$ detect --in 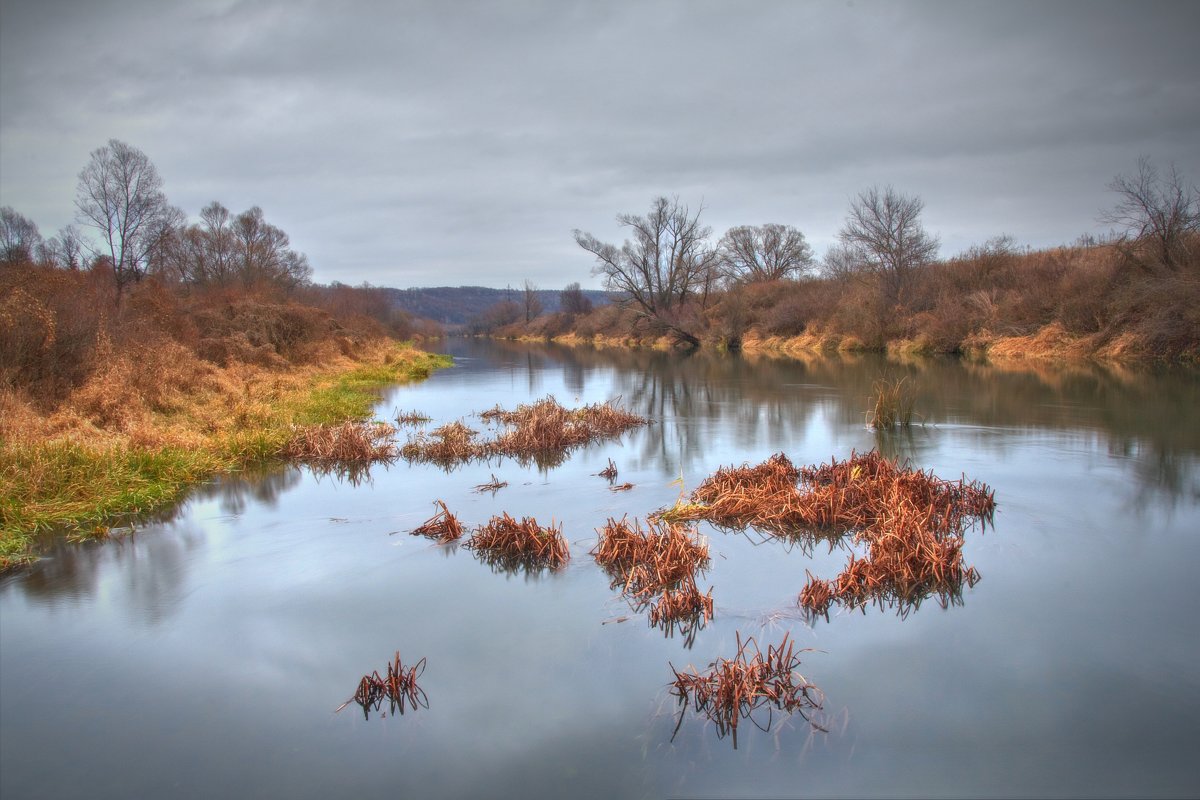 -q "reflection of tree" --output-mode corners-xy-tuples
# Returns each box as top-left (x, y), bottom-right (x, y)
(188, 464), (303, 516)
